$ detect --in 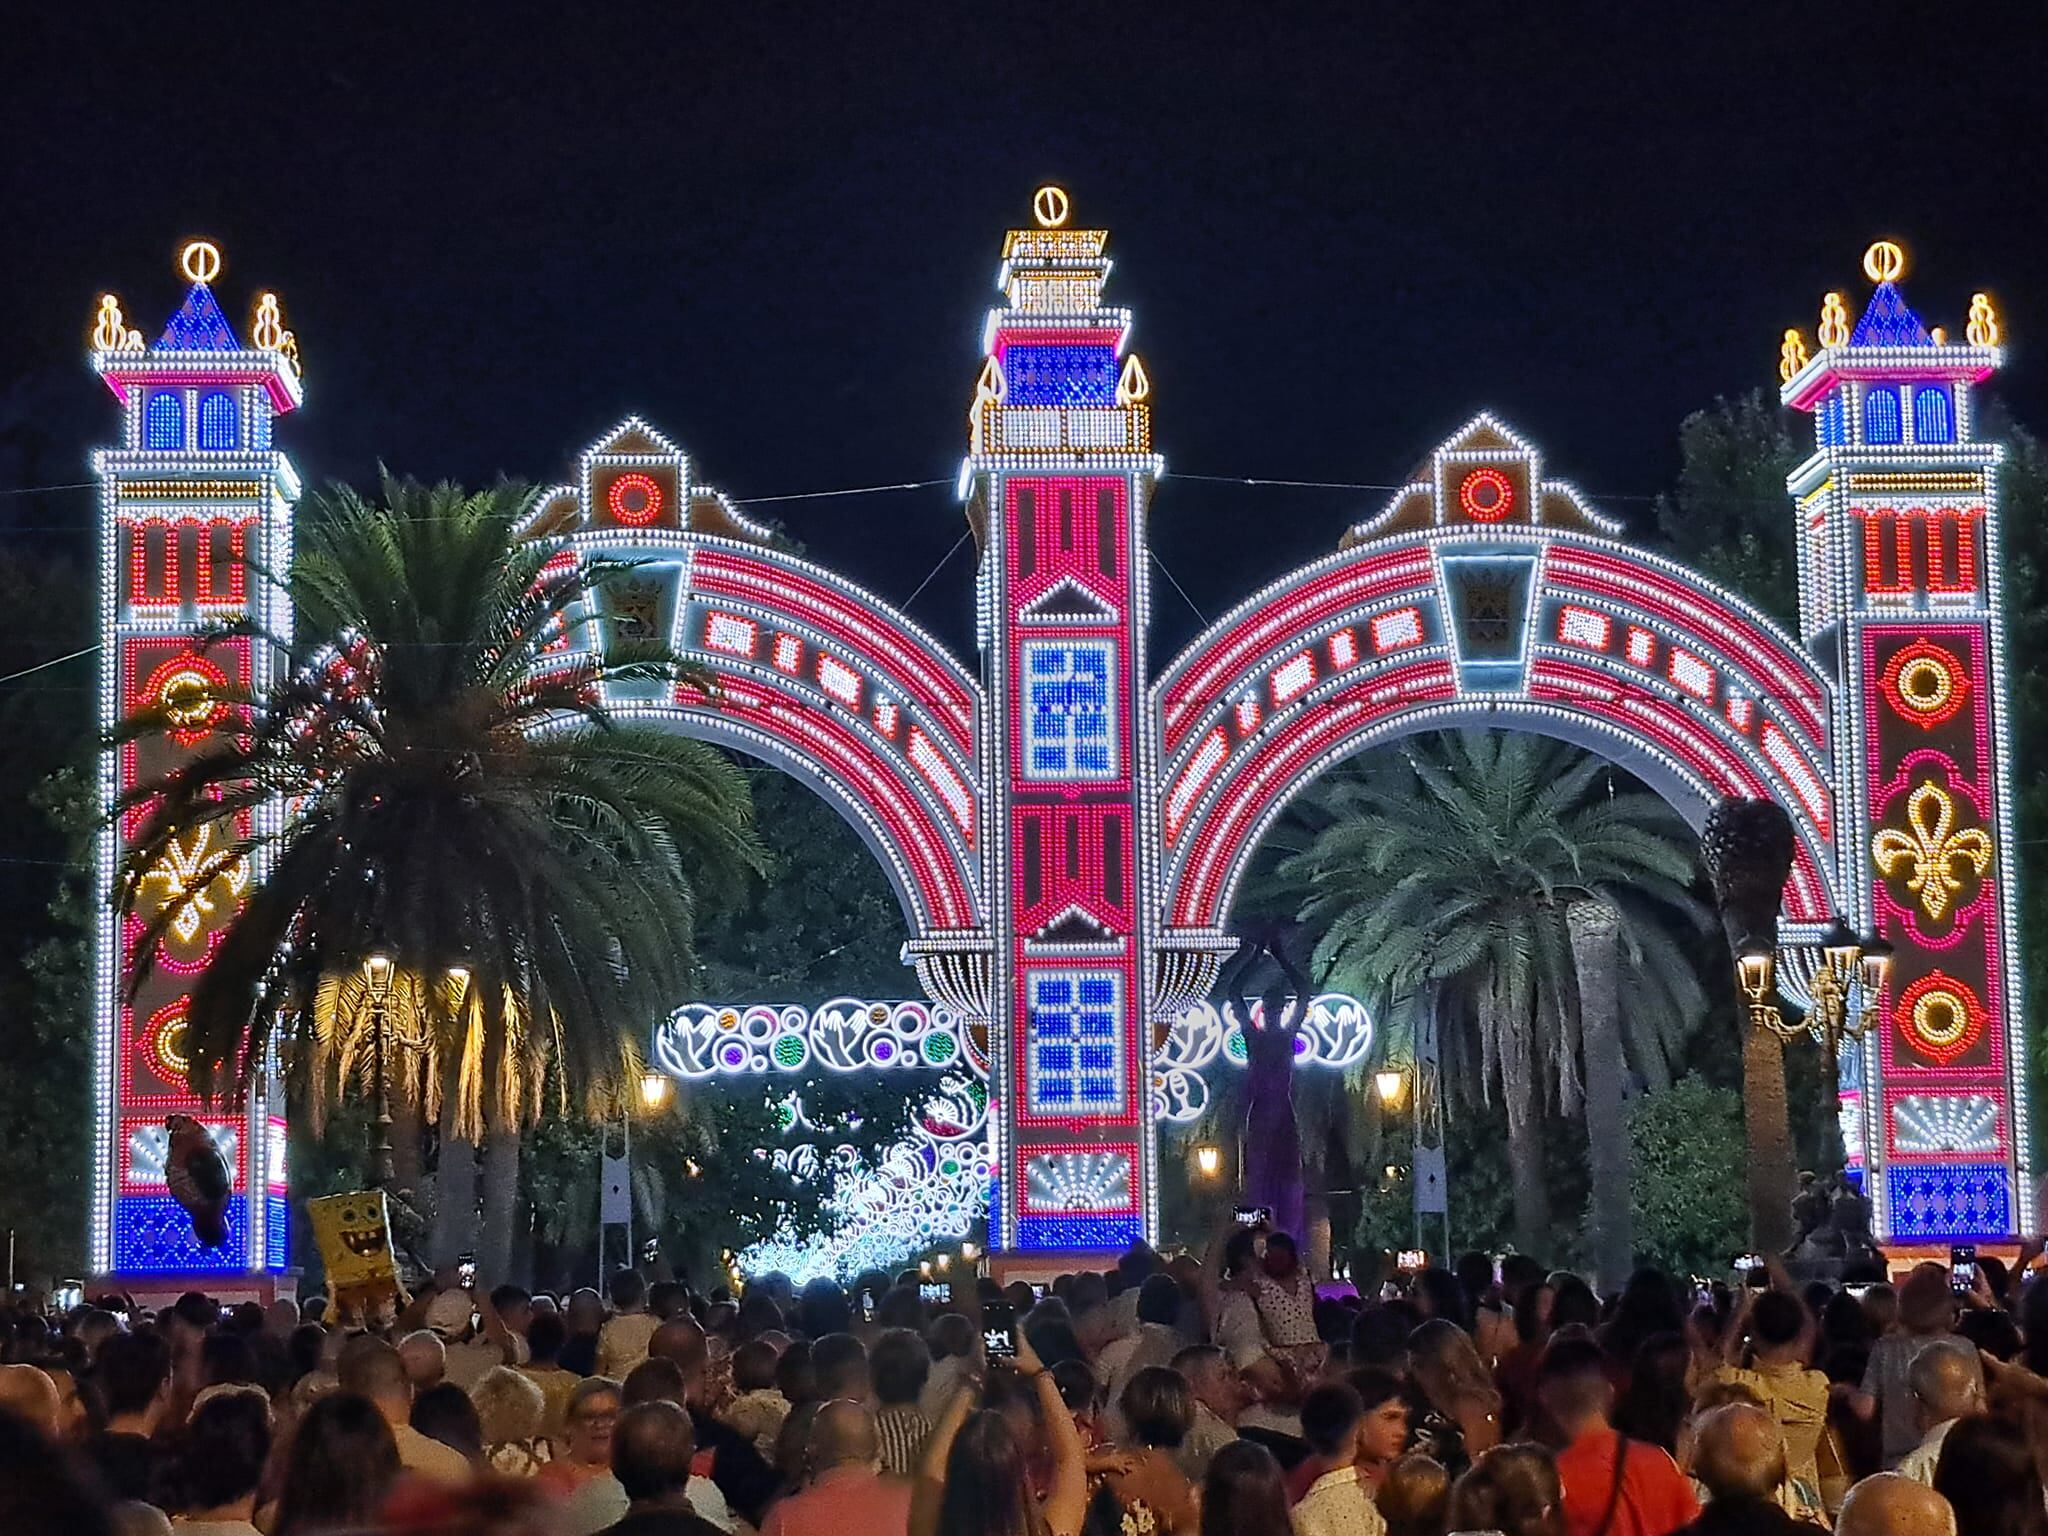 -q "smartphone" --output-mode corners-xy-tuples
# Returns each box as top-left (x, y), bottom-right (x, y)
(982, 1299), (1017, 1359)
(1396, 1248), (1427, 1274)
(1952, 1244), (1979, 1294)
(458, 1256), (477, 1289)
(860, 1289), (876, 1323)
(1233, 1204), (1271, 1227)
(1731, 1252), (1768, 1289)
(918, 1282), (946, 1304)
(1029, 1283), (1047, 1302)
